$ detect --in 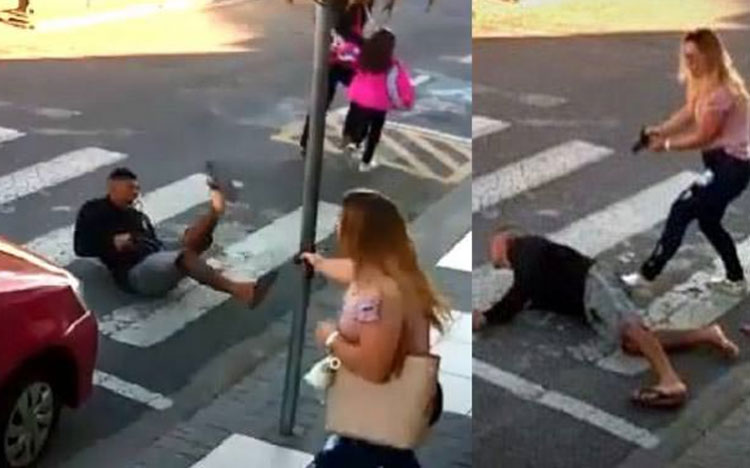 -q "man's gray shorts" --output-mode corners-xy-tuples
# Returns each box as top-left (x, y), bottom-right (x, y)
(127, 250), (185, 297)
(584, 265), (641, 348)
